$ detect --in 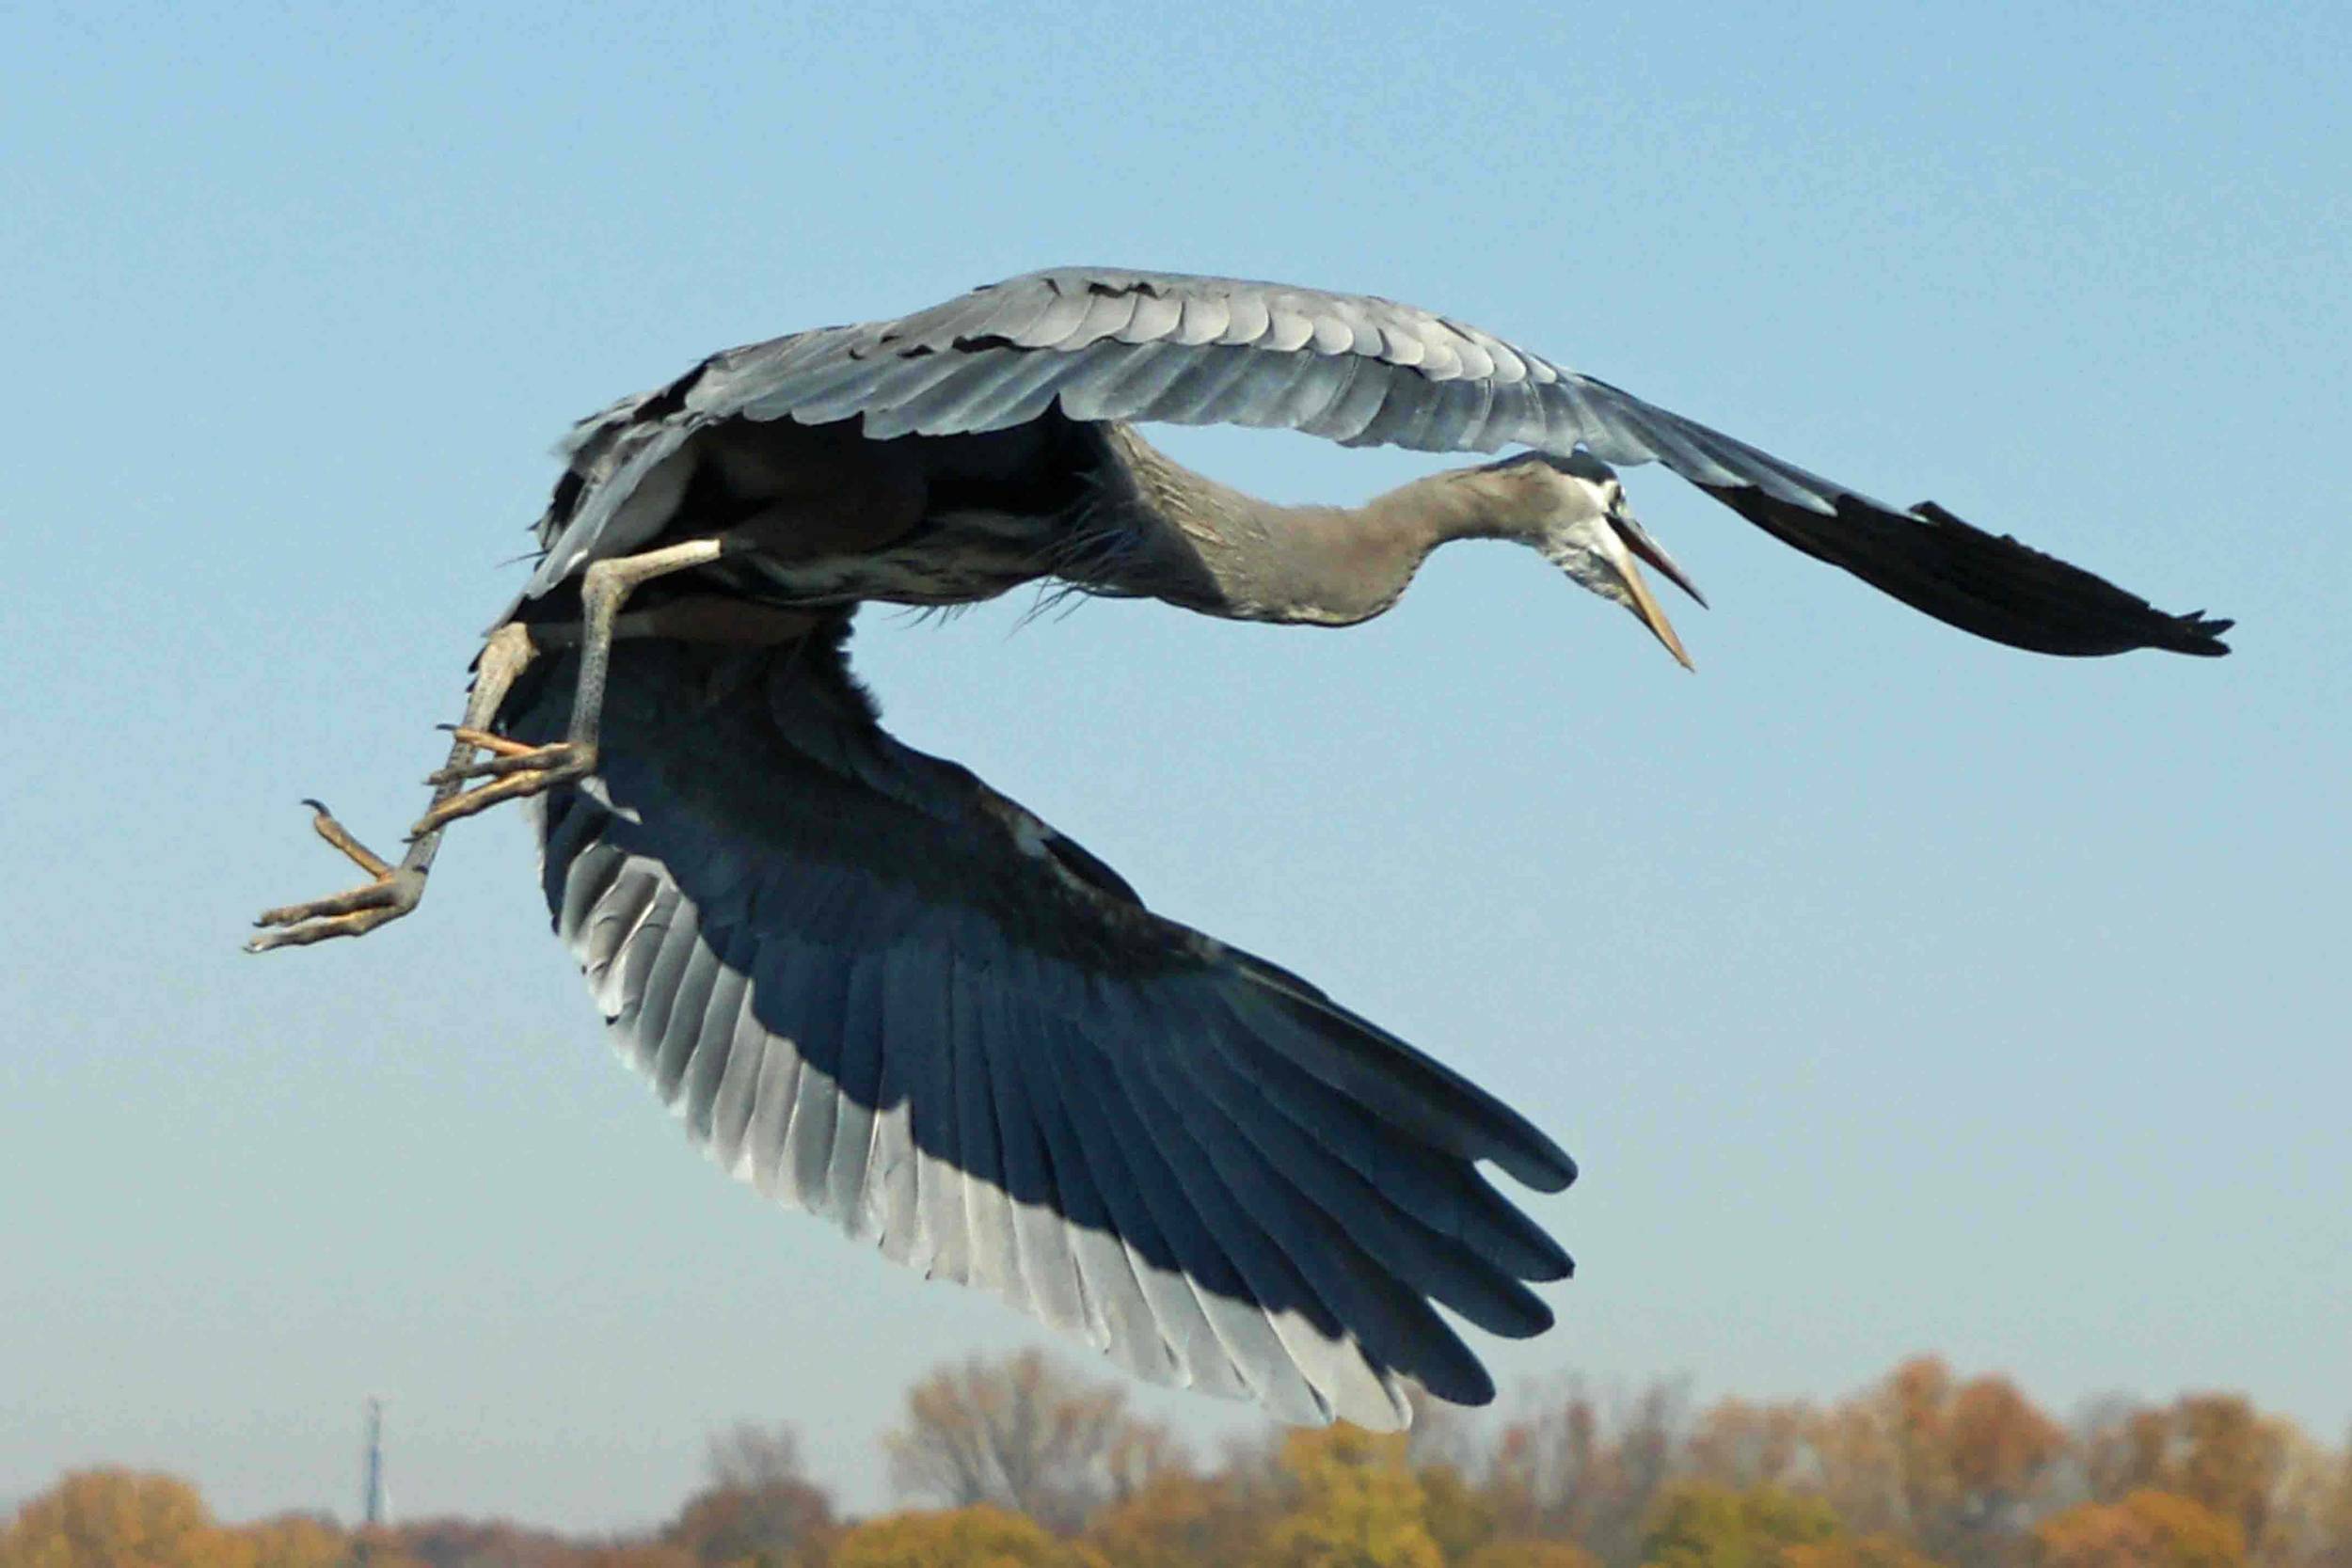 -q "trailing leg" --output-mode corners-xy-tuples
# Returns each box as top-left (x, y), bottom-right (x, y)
(246, 620), (542, 951)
